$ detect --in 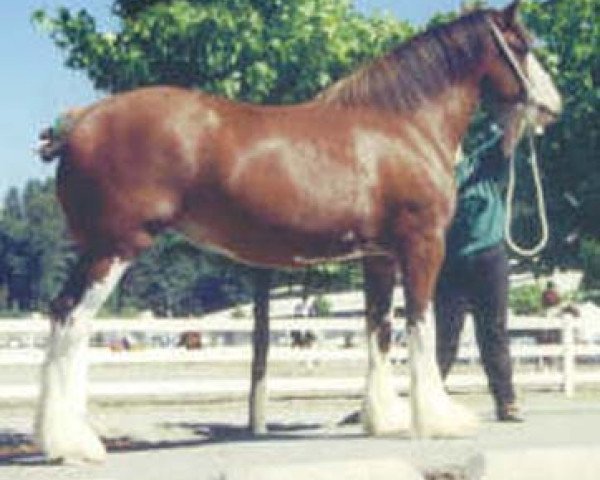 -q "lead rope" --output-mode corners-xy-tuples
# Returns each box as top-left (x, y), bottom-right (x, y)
(485, 16), (550, 257)
(504, 126), (549, 257)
